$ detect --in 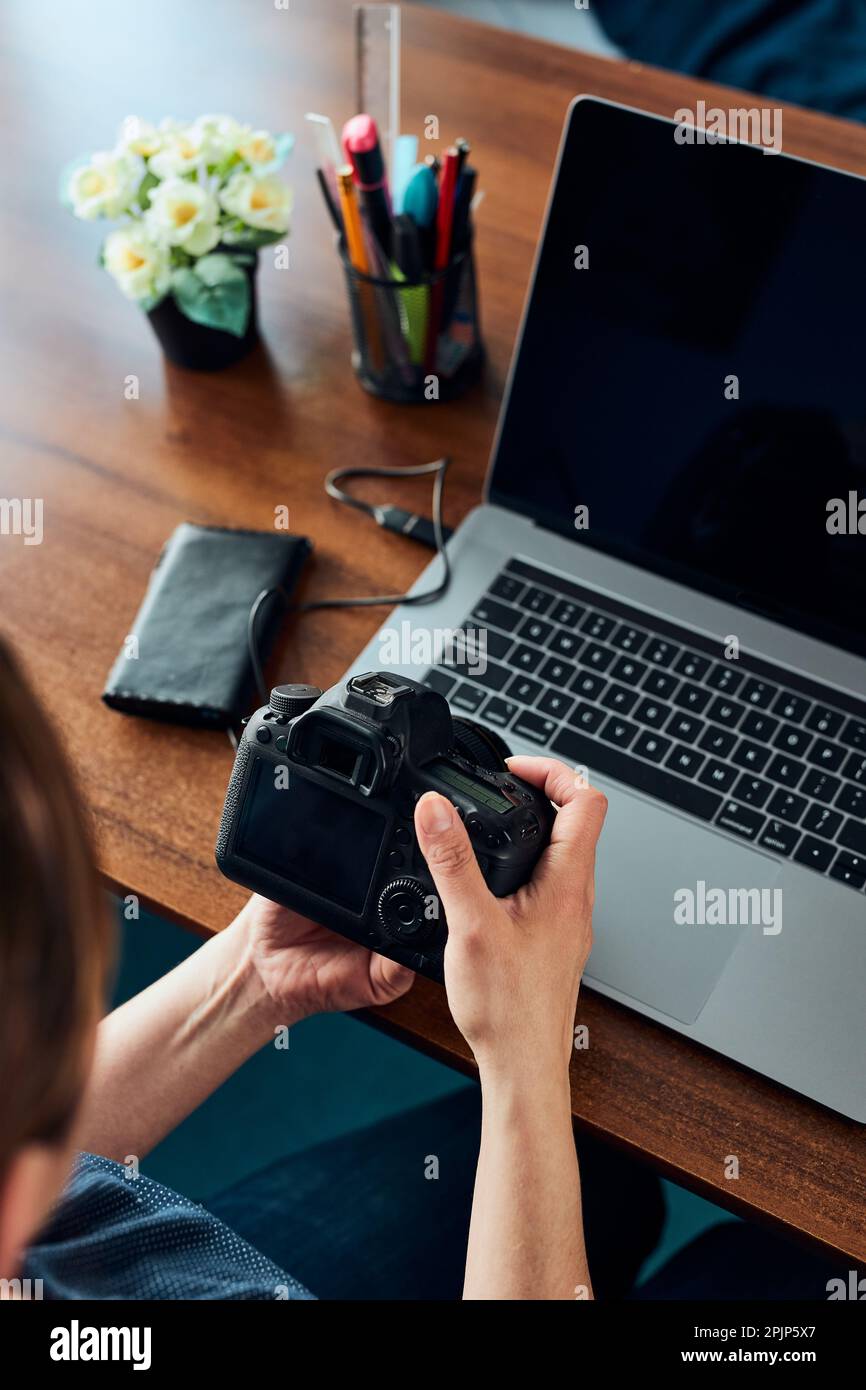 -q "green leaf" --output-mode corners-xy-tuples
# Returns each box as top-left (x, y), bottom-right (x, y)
(220, 224), (283, 249)
(170, 256), (250, 337)
(136, 170), (159, 210)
